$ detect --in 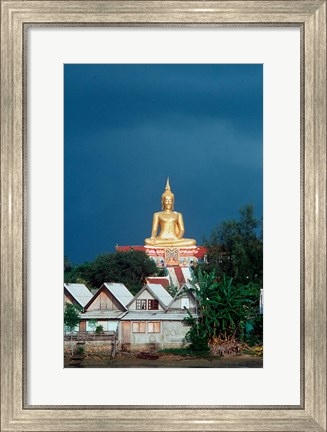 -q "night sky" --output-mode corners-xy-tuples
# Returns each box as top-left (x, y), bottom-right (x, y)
(64, 64), (263, 264)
